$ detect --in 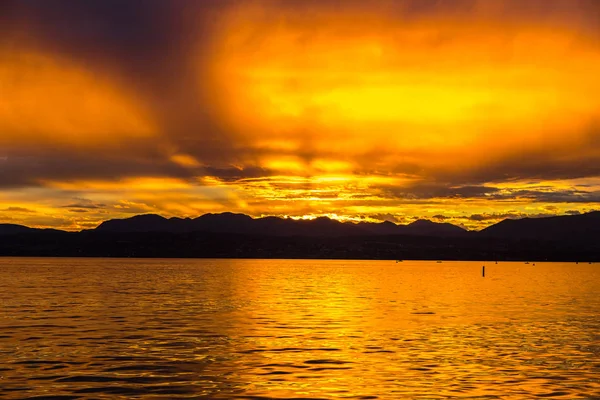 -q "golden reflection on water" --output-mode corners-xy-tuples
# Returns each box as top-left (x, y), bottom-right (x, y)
(0, 258), (599, 399)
